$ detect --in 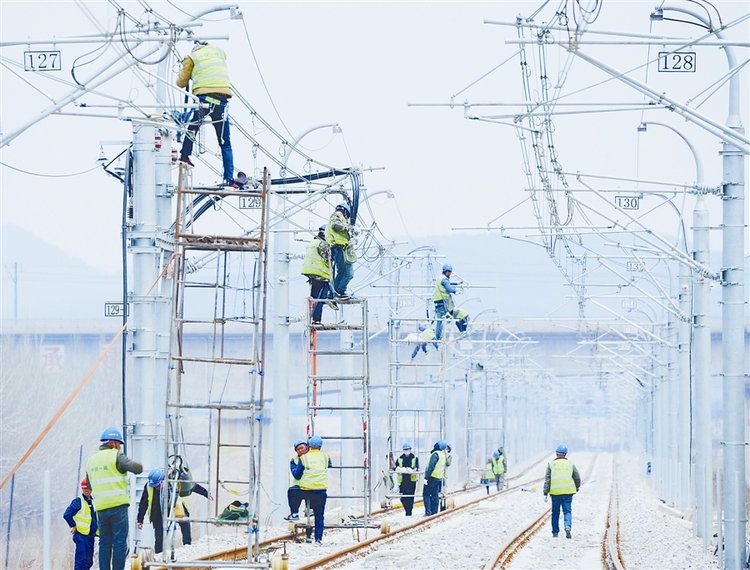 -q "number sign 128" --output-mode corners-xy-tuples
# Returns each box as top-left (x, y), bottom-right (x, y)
(658, 51), (696, 73)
